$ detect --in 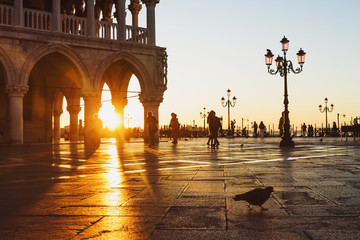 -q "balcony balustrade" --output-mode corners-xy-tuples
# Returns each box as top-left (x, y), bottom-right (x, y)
(0, 4), (12, 25)
(62, 14), (86, 35)
(24, 8), (51, 31)
(0, 3), (148, 45)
